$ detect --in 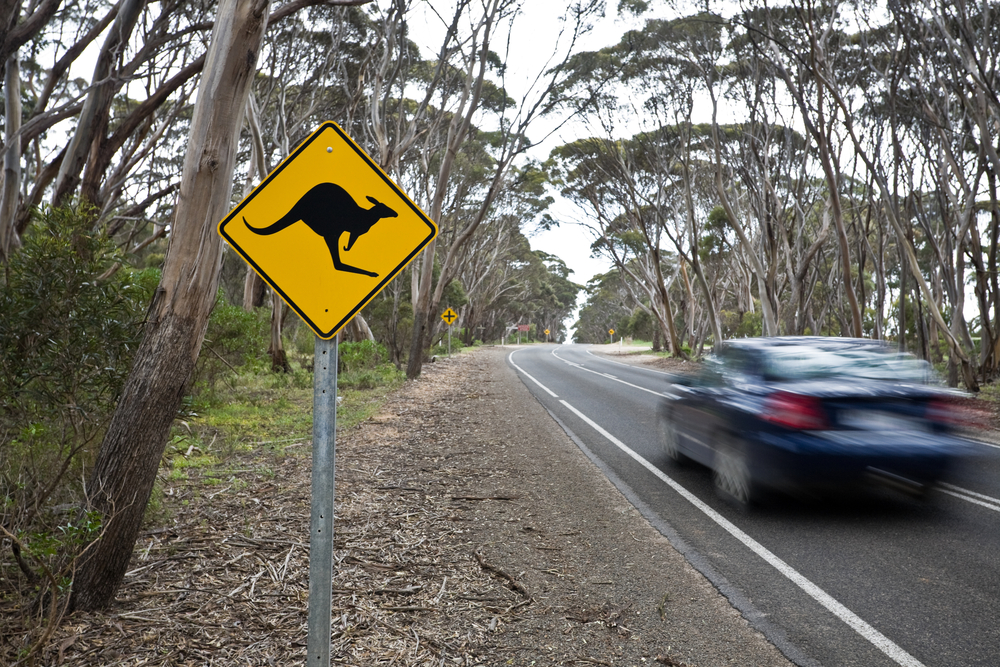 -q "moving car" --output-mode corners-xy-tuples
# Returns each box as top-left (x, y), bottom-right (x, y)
(657, 337), (970, 505)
